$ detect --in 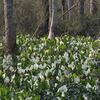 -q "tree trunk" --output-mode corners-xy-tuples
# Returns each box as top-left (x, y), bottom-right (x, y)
(67, 0), (73, 20)
(42, 0), (49, 34)
(3, 0), (16, 54)
(90, 0), (97, 15)
(48, 0), (55, 39)
(79, 0), (85, 25)
(61, 0), (67, 21)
